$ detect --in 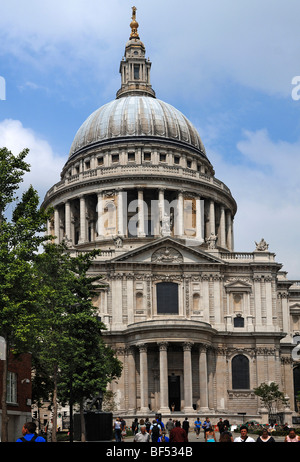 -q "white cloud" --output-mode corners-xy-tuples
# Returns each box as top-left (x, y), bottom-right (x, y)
(209, 129), (300, 278)
(1, 0), (300, 100)
(0, 119), (64, 203)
